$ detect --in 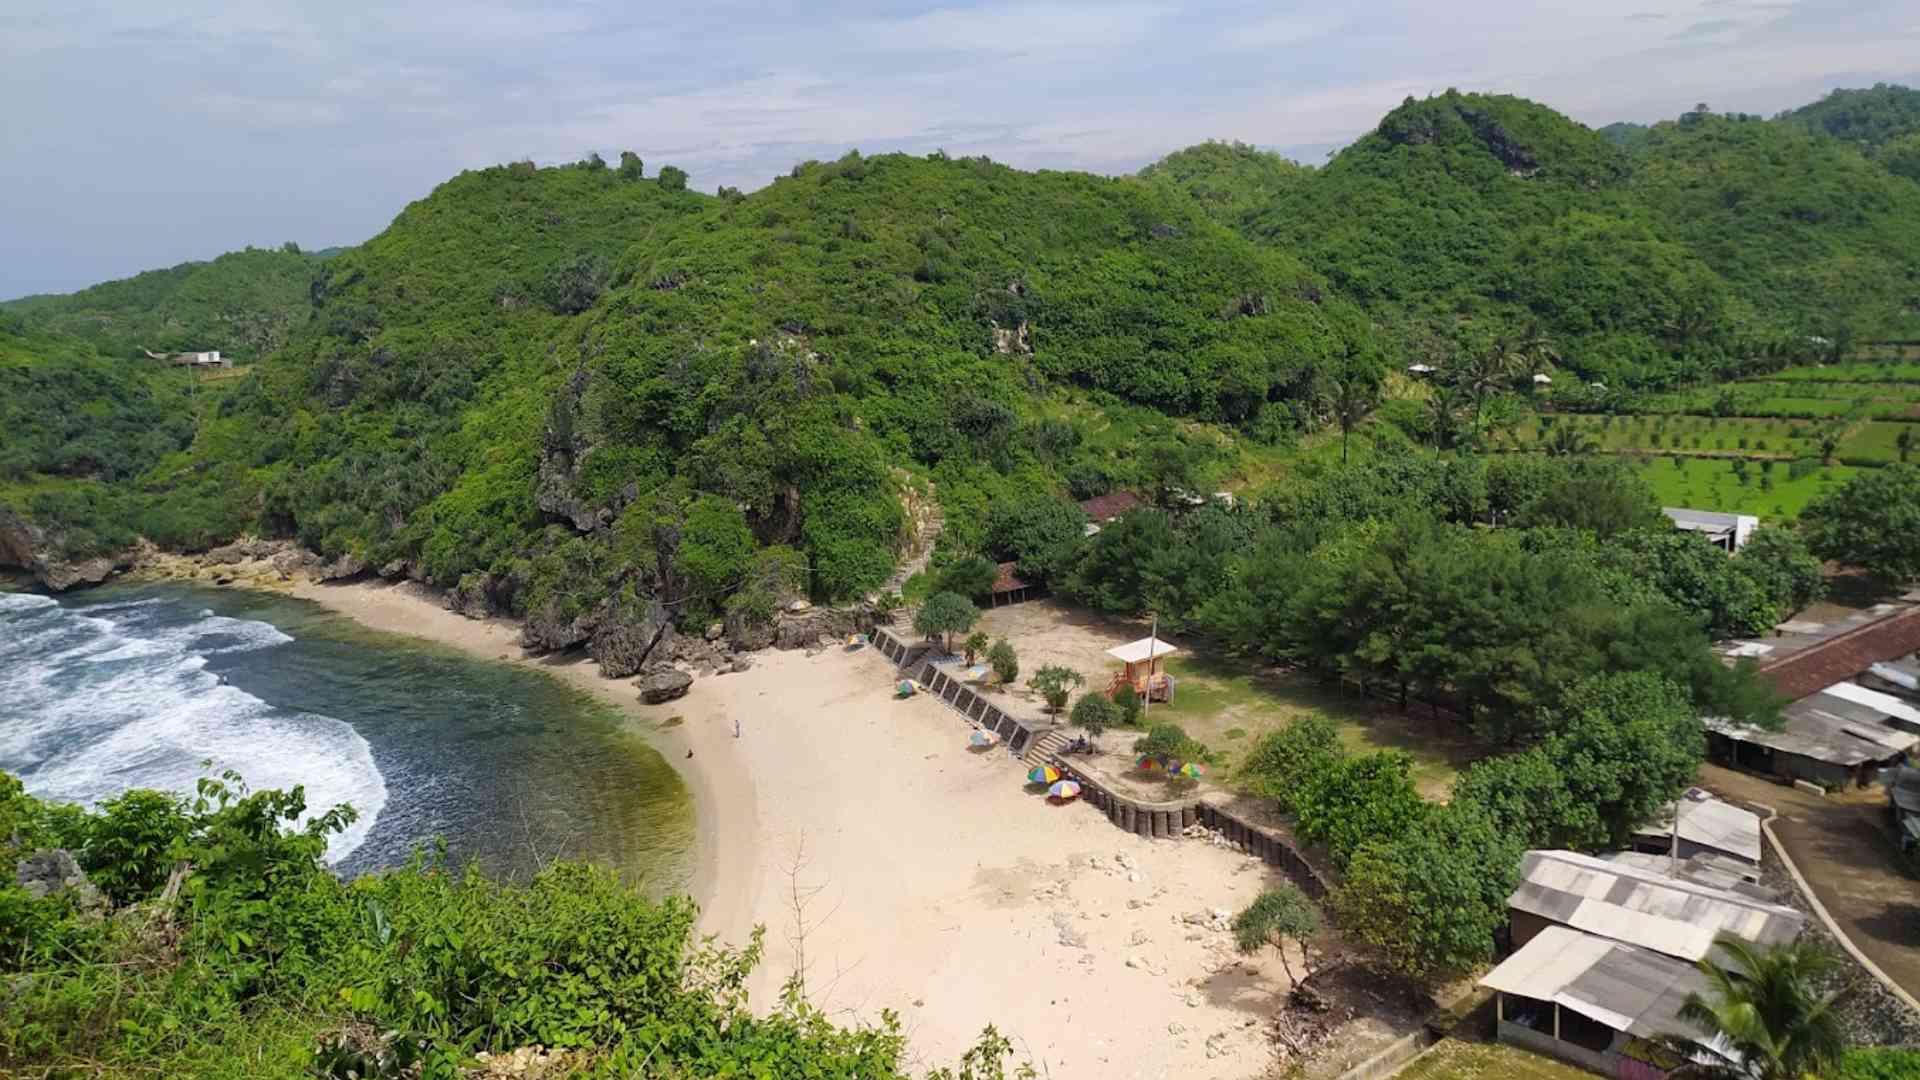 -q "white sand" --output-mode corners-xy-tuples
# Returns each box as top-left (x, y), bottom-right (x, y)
(287, 577), (1290, 1078)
